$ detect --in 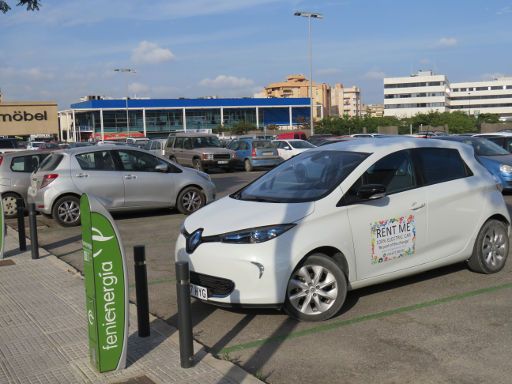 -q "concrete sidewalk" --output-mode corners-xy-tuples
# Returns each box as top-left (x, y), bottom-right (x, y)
(0, 230), (261, 384)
